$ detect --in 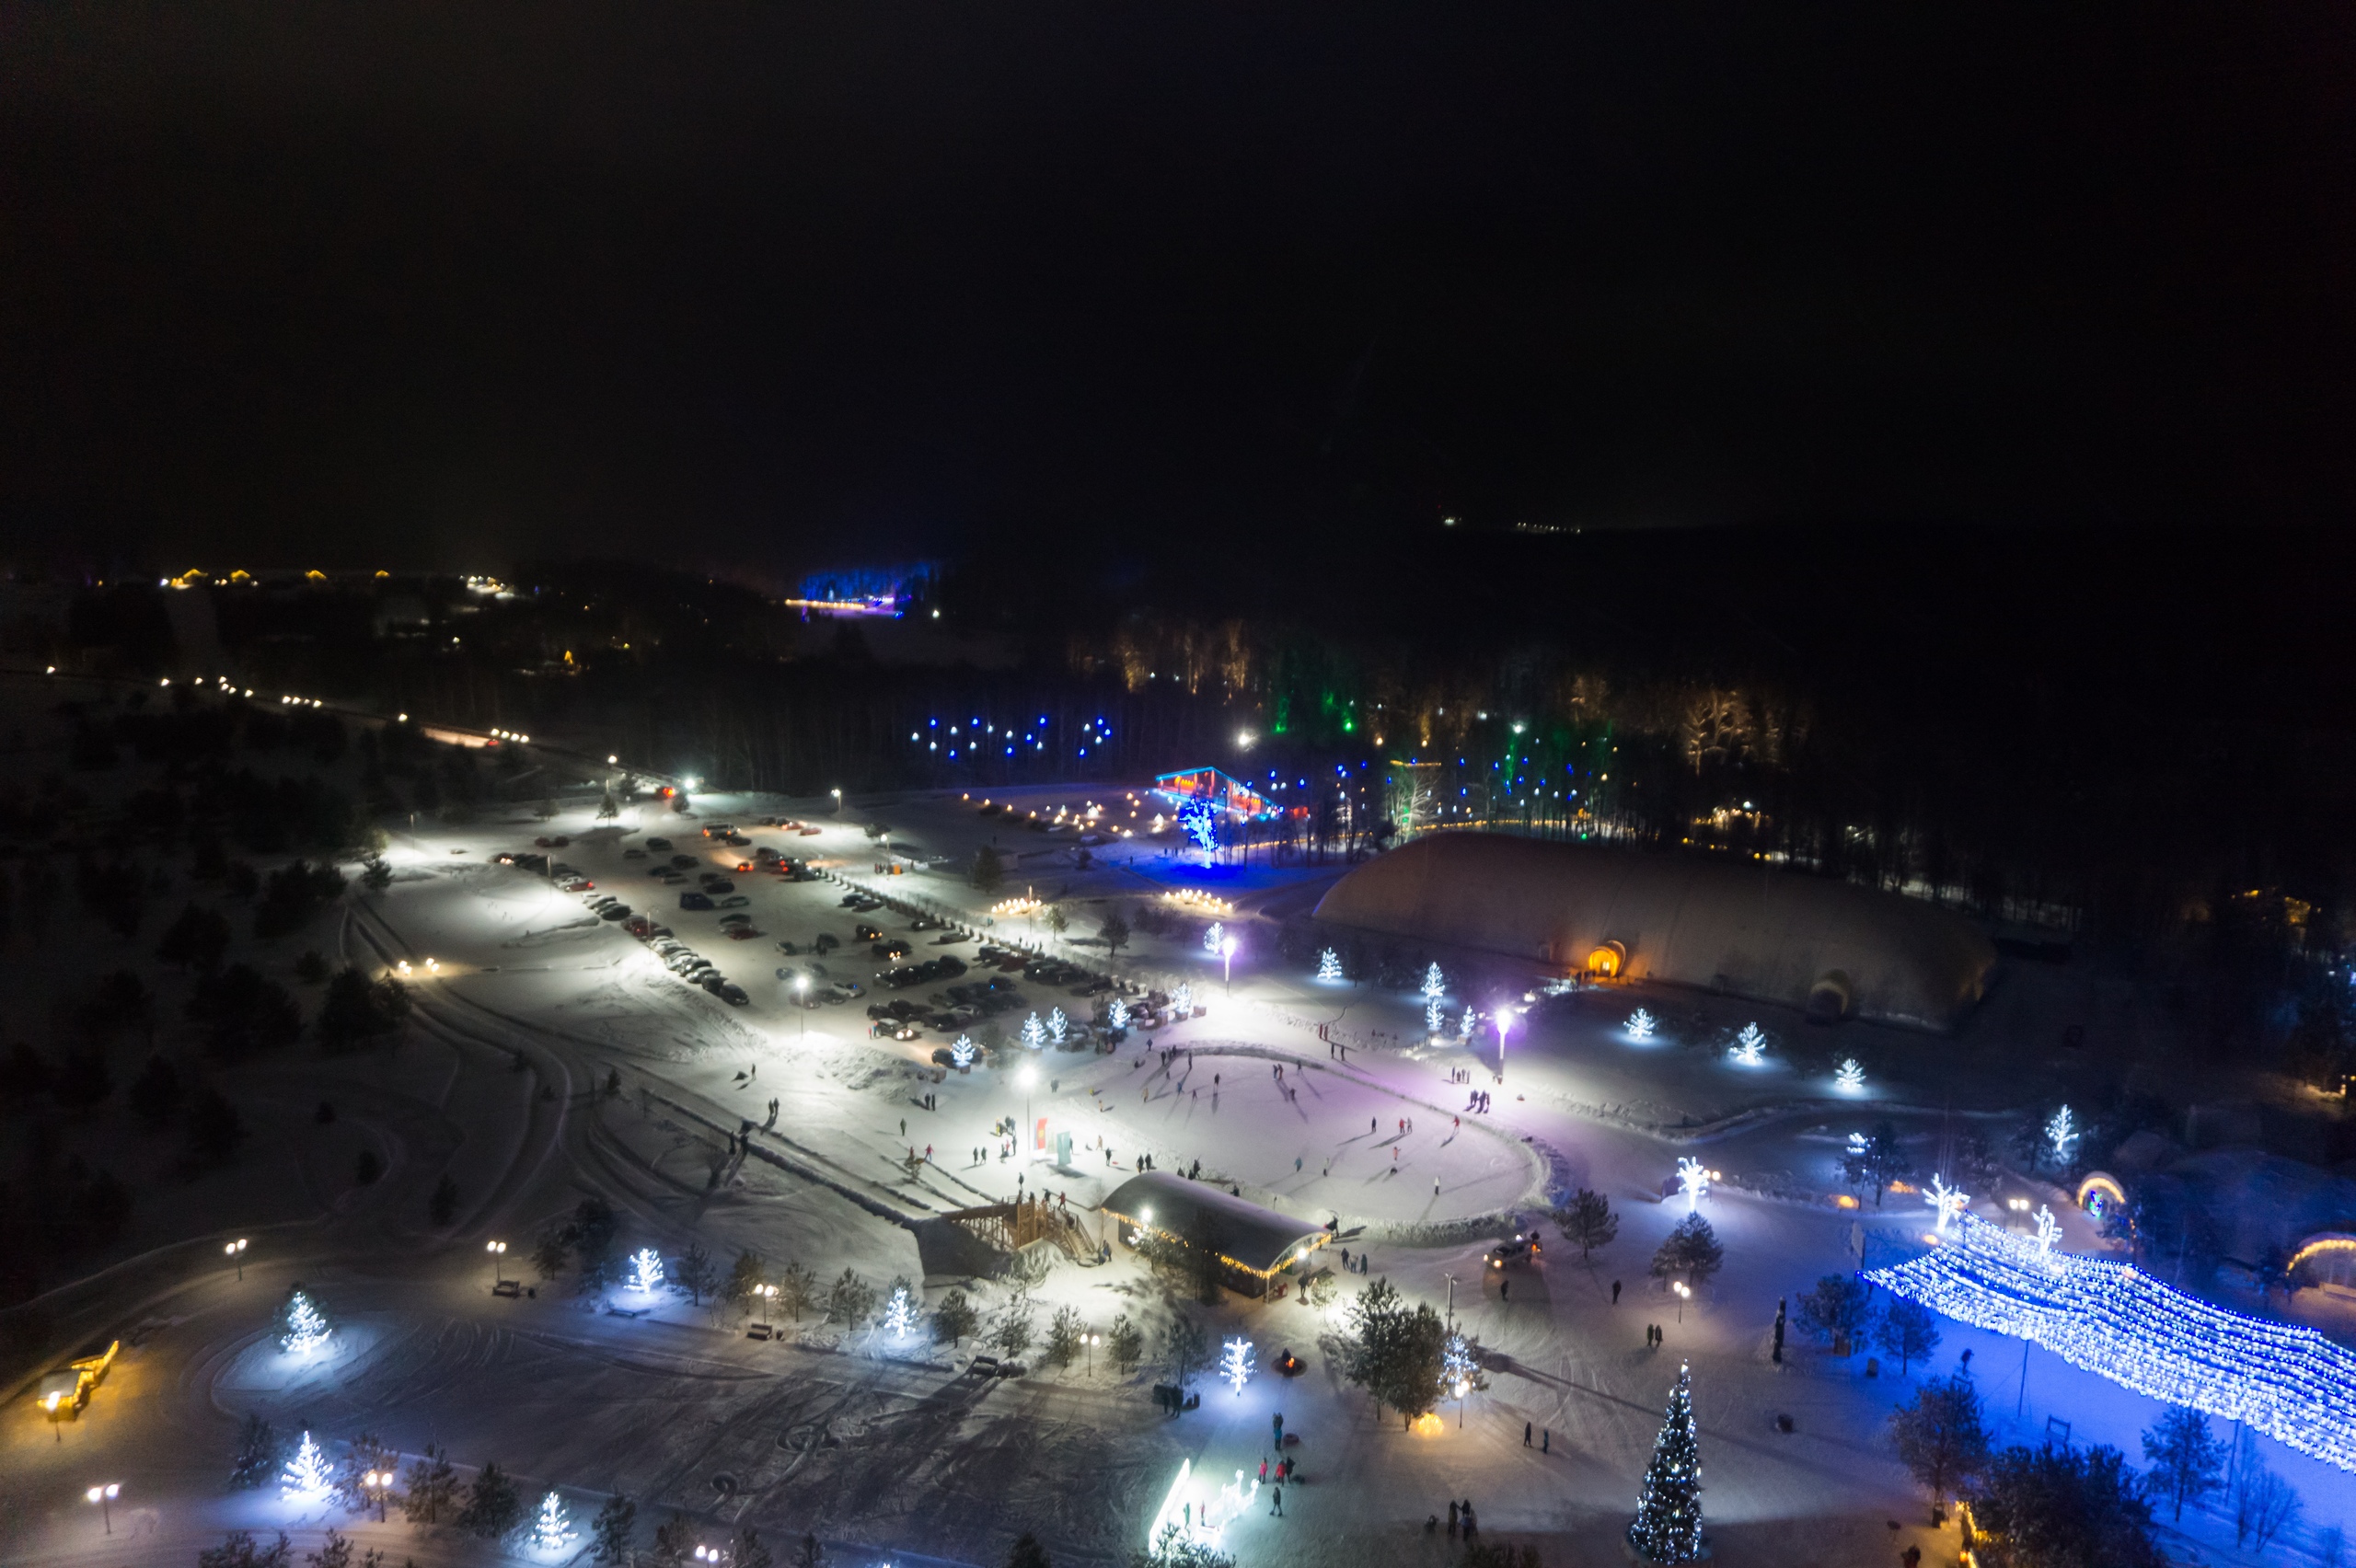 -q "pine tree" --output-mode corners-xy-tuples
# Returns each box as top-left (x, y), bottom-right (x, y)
(1628, 1364), (1704, 1563)
(532, 1491), (577, 1551)
(1318, 948), (1344, 982)
(1563, 1188), (1619, 1258)
(883, 1282), (918, 1340)
(283, 1431), (336, 1503)
(275, 1288), (333, 1355)
(230, 1413), (282, 1490)
(590, 1494), (638, 1564)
